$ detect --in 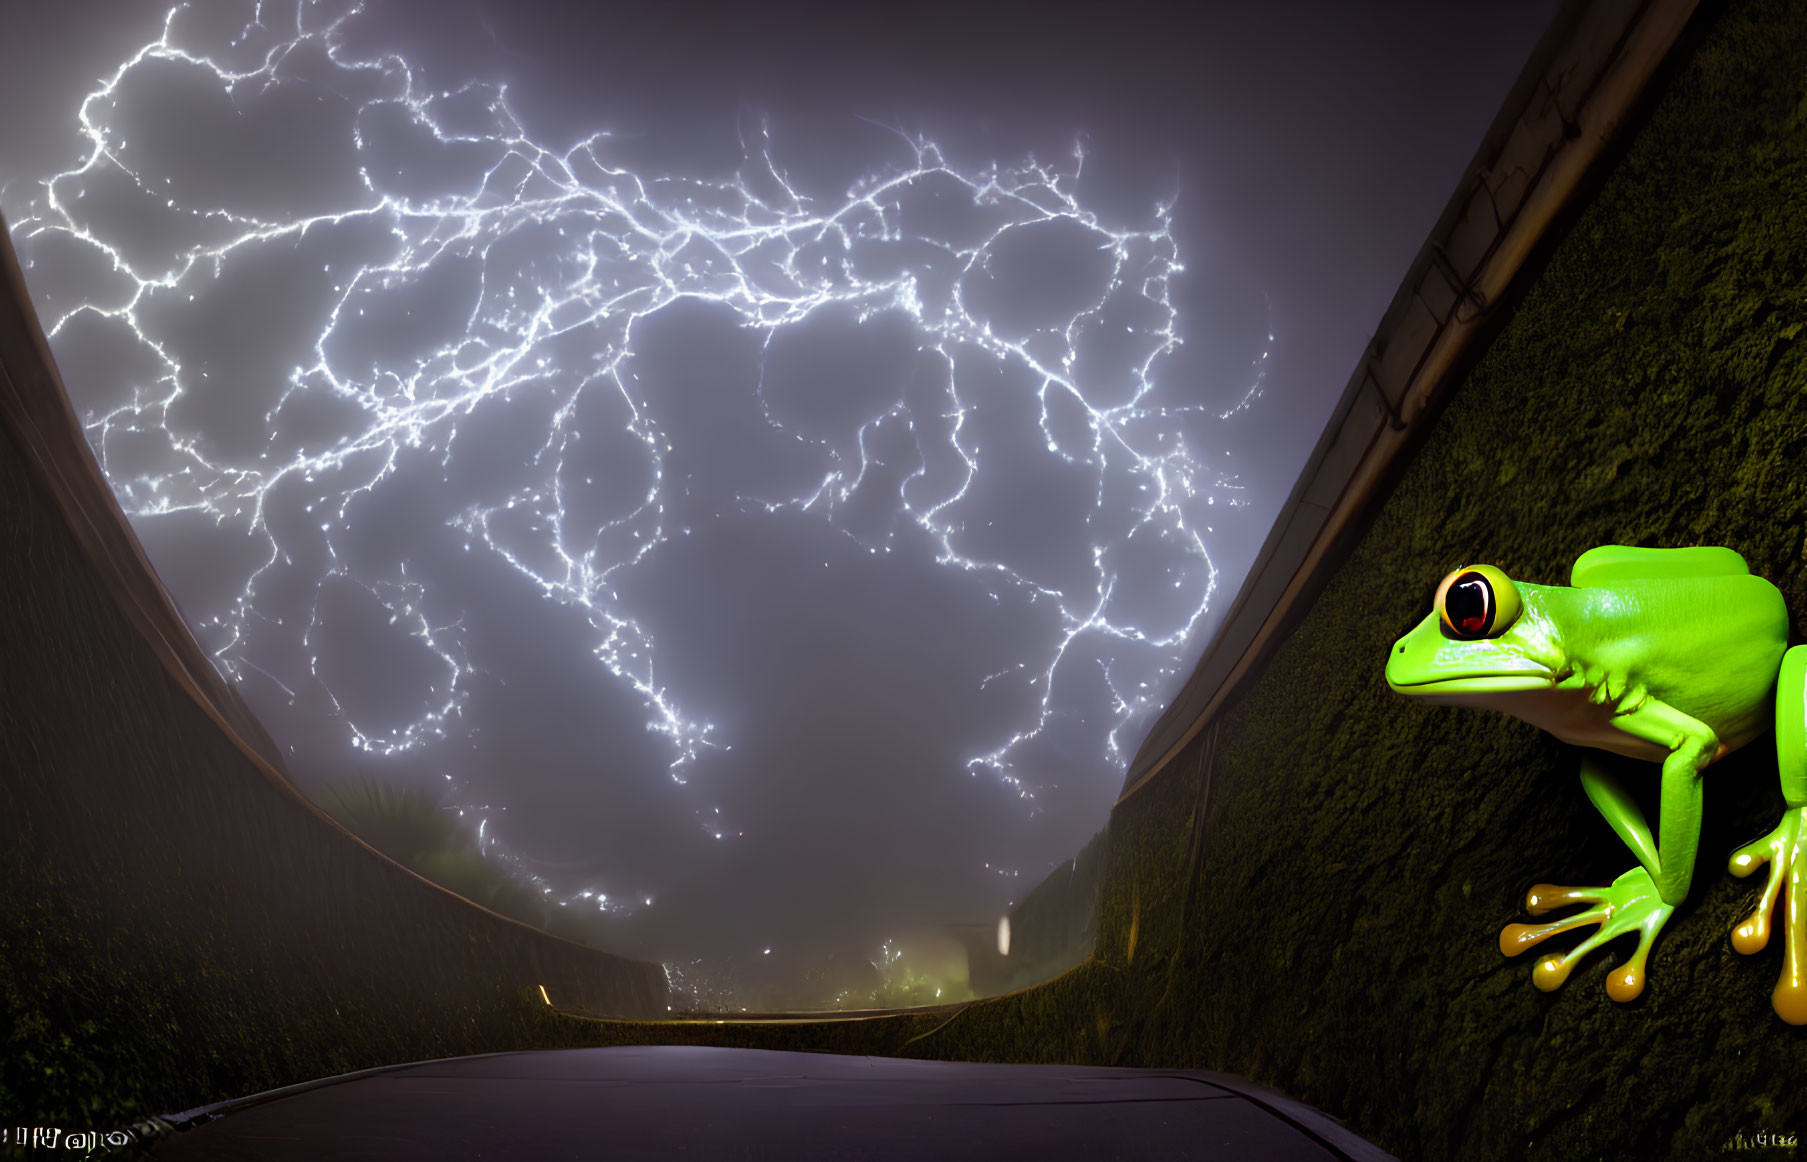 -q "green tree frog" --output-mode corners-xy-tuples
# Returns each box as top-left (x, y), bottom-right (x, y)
(1385, 545), (1806, 1023)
